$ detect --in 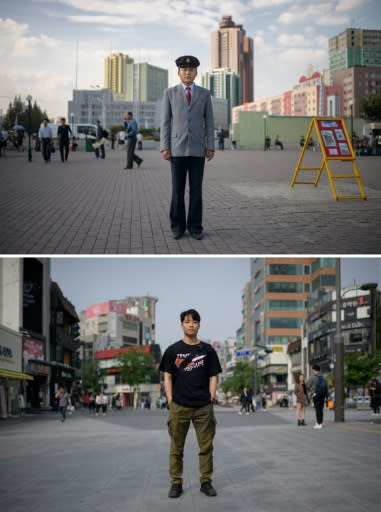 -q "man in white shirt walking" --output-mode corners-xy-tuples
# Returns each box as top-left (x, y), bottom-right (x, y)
(38, 118), (53, 162)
